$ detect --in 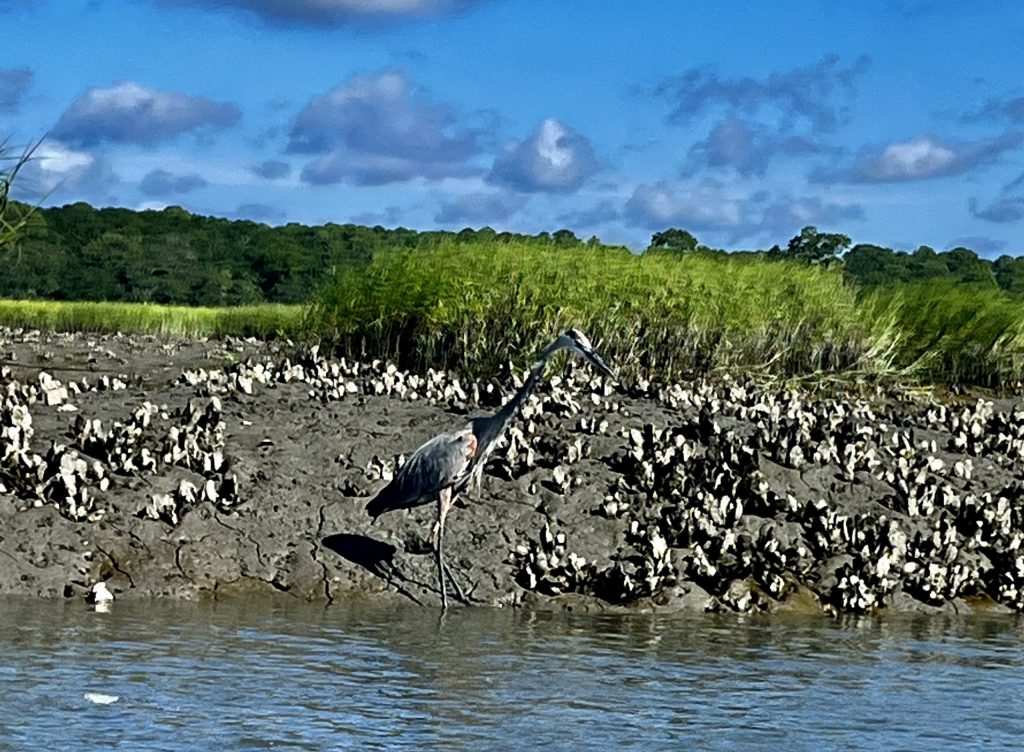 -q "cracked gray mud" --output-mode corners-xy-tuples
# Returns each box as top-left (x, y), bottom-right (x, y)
(1, 327), (1023, 616)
